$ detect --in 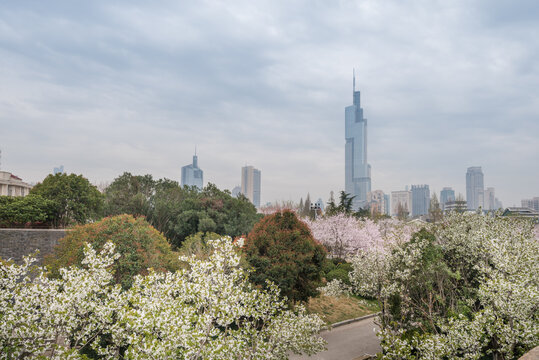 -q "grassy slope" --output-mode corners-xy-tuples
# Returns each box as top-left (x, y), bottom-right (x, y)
(306, 294), (380, 325)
